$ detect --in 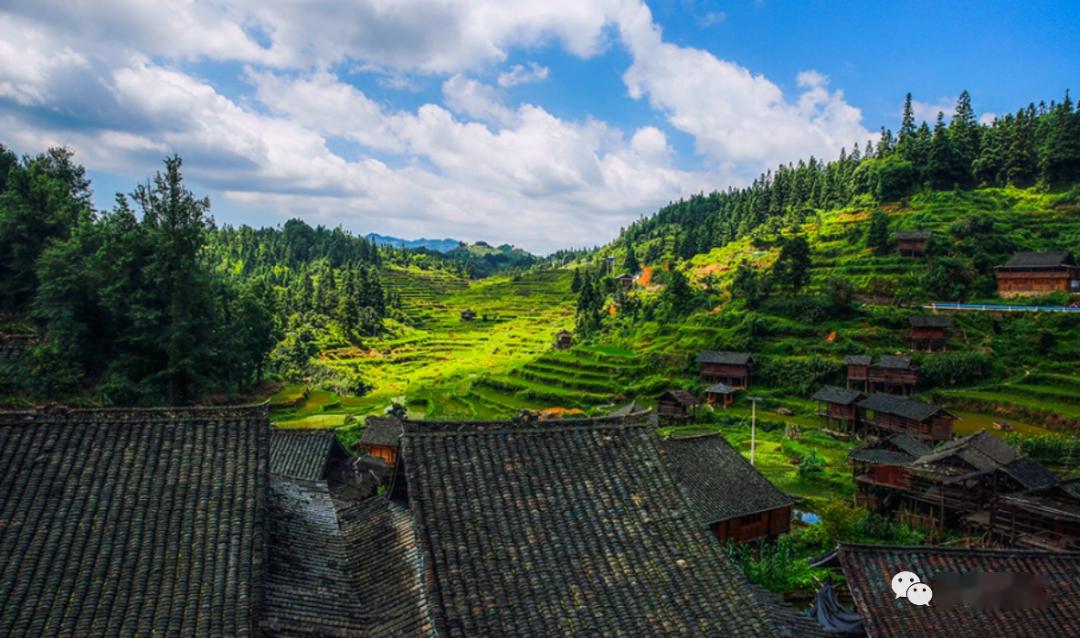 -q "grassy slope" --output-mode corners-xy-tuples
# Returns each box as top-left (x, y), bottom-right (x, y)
(275, 188), (1080, 481)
